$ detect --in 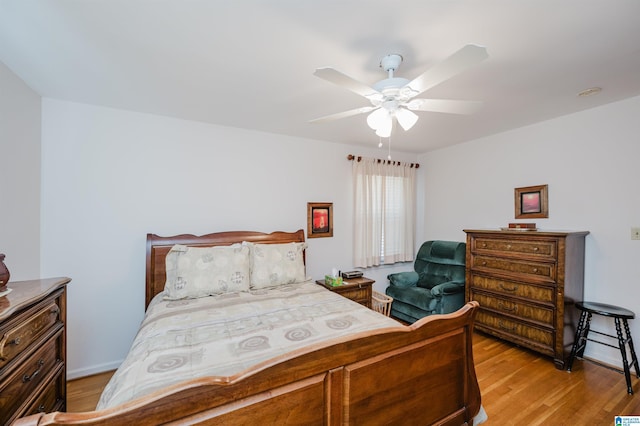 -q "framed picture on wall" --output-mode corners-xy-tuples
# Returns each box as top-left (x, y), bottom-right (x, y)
(307, 202), (333, 238)
(515, 184), (548, 219)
